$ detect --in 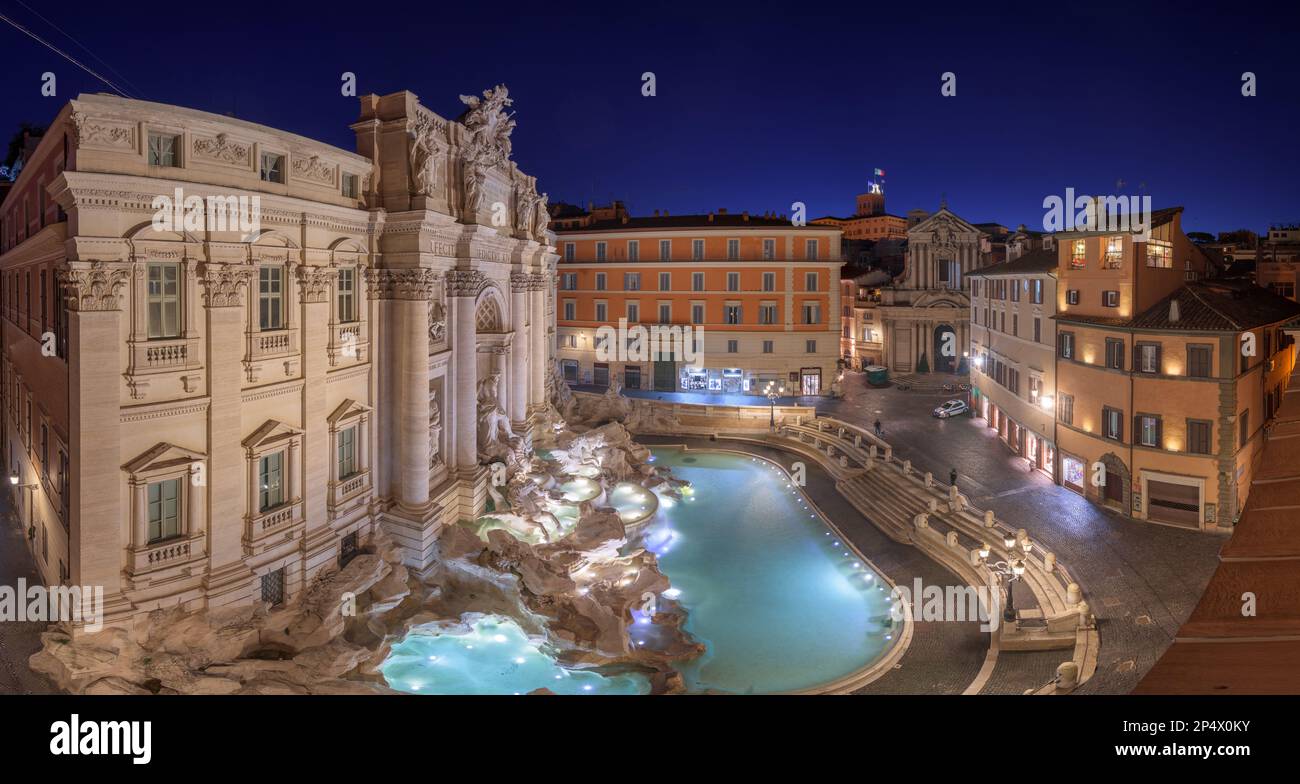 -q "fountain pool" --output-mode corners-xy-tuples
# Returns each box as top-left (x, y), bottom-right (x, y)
(640, 446), (899, 693)
(378, 445), (901, 695)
